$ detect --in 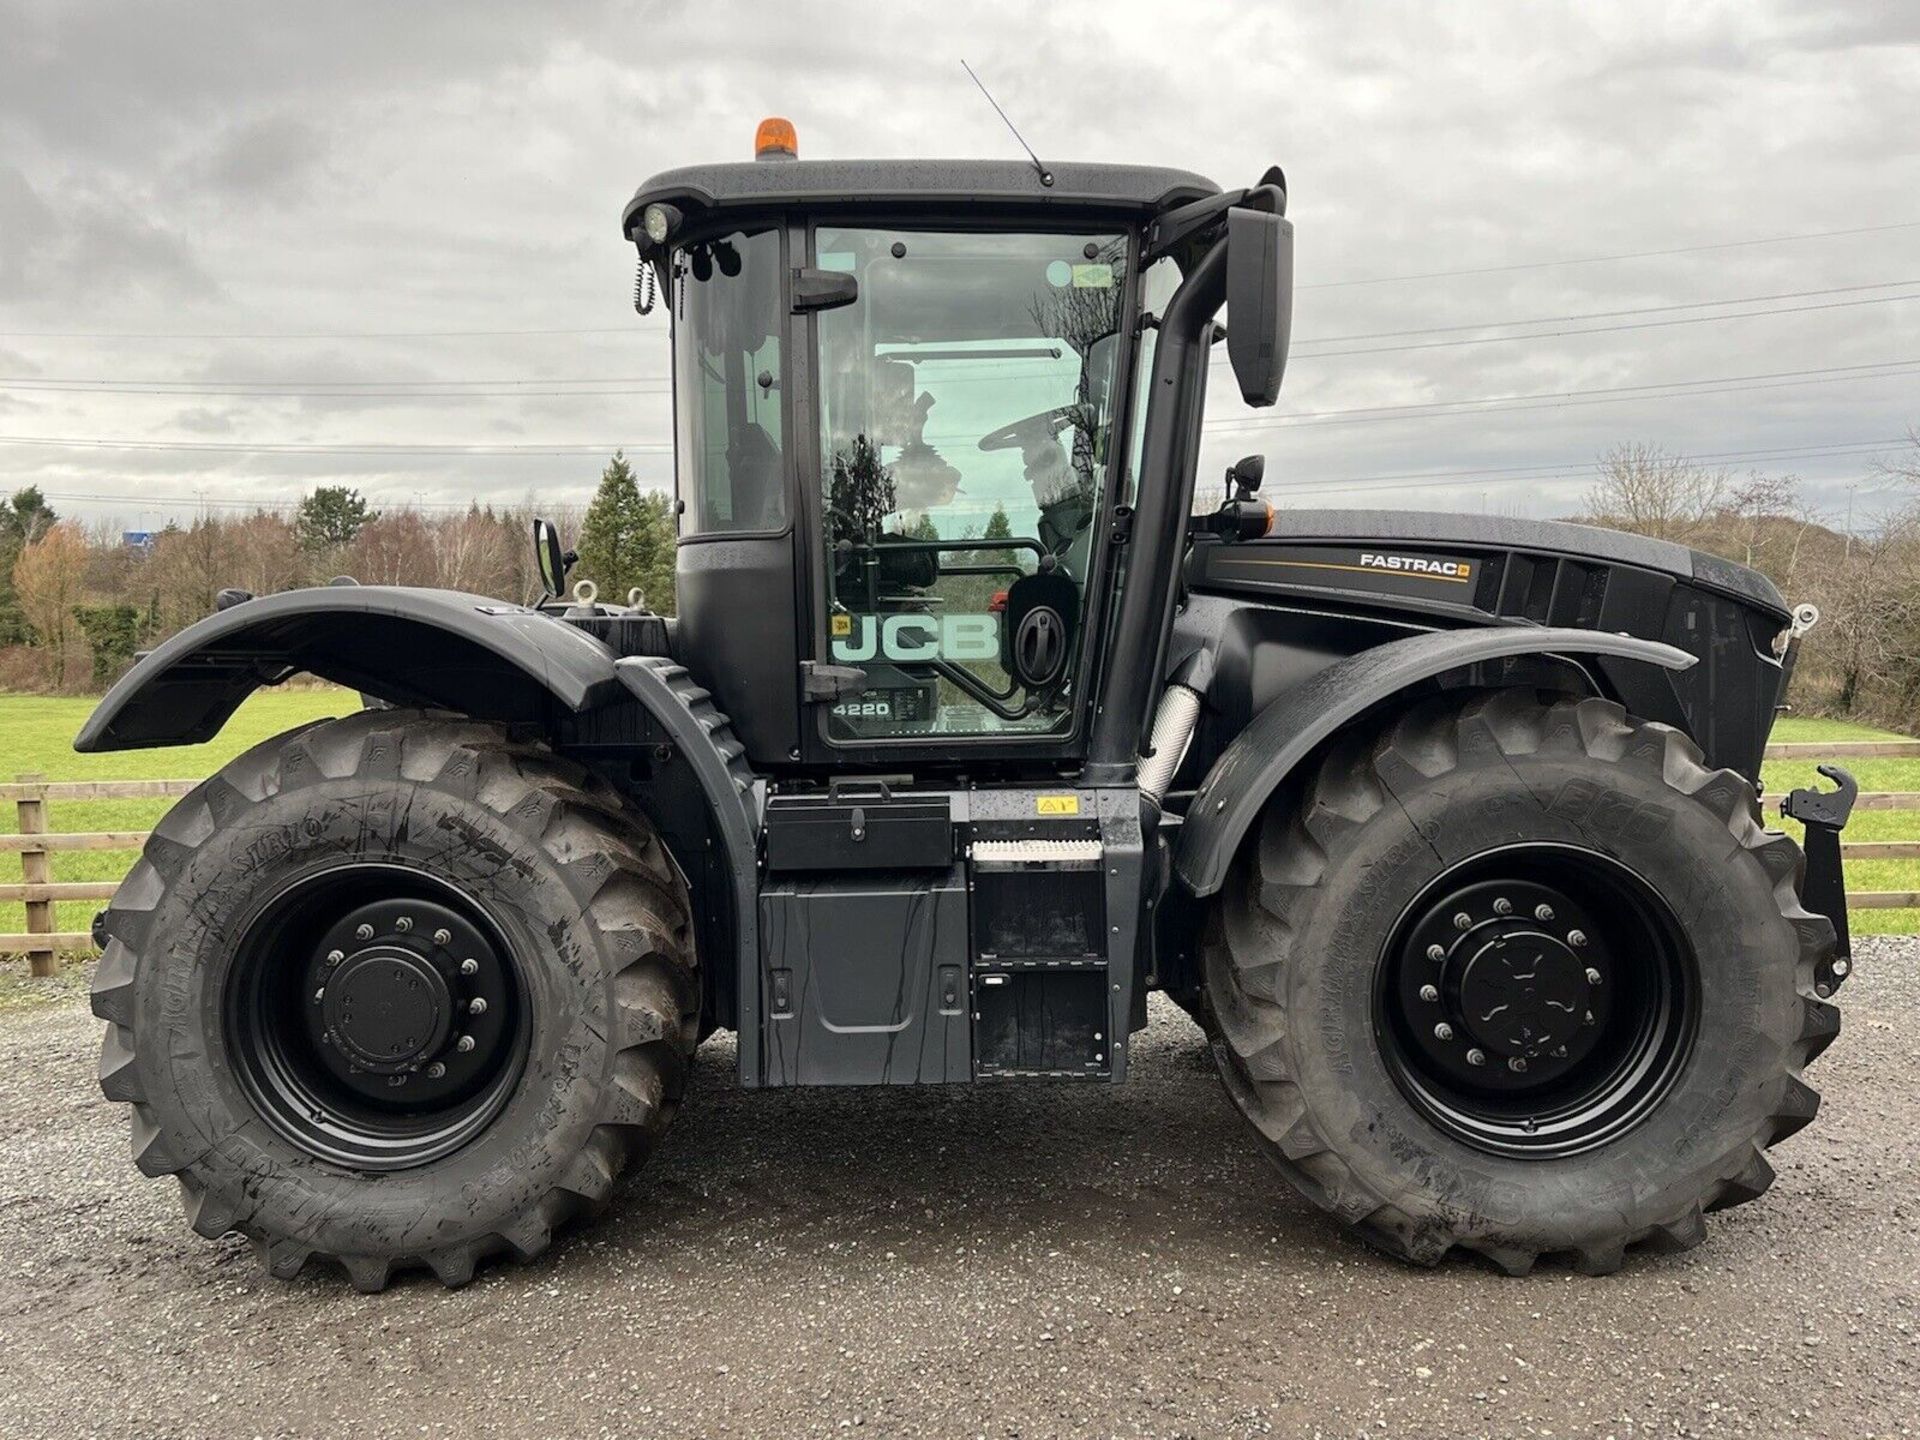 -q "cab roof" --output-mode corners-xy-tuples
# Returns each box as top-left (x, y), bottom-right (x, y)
(623, 159), (1220, 239)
